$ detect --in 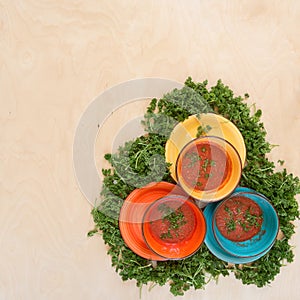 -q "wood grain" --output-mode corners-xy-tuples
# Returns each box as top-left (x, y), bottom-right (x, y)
(1, 1), (299, 299)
